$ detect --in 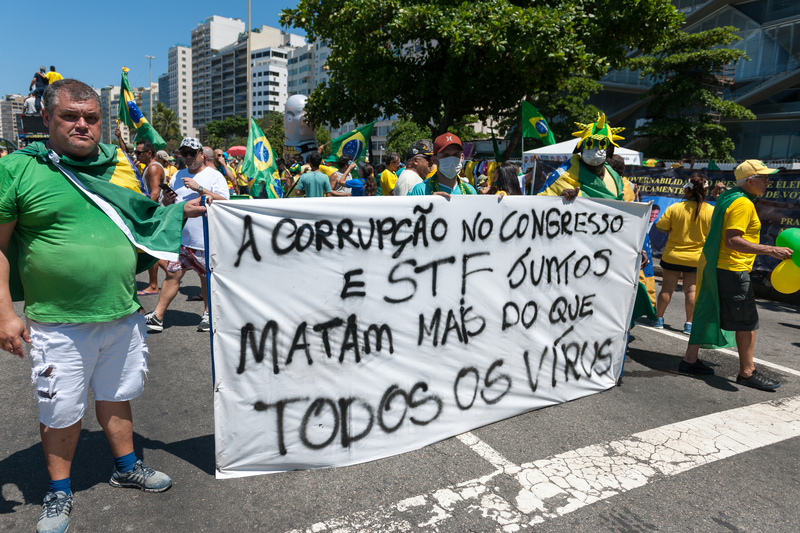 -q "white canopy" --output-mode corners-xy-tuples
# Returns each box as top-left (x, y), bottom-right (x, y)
(522, 138), (643, 169)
